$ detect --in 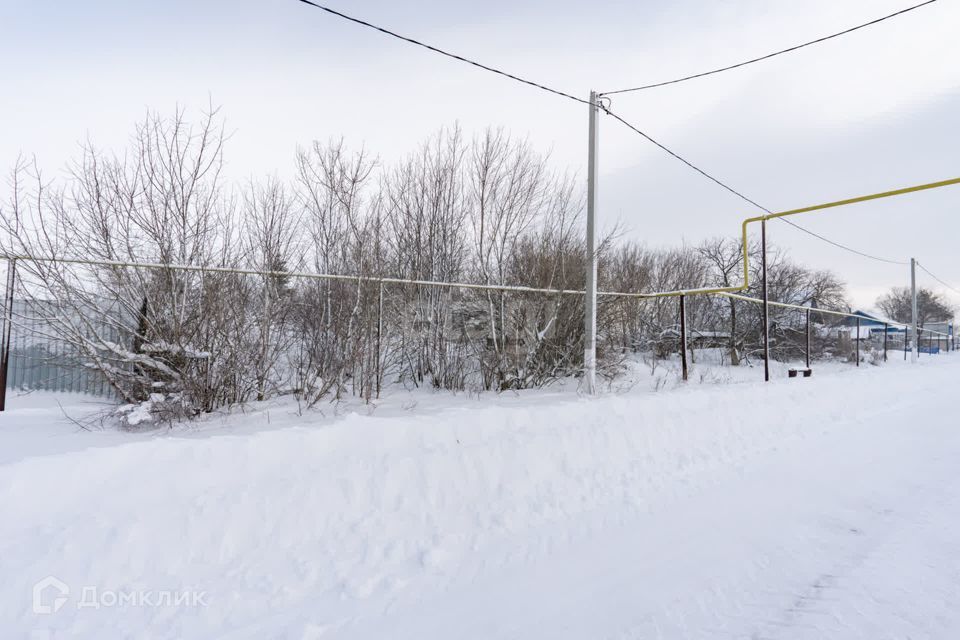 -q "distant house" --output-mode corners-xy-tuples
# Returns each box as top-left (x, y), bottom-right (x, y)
(839, 311), (901, 341)
(921, 320), (954, 337)
(840, 310), (953, 342)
